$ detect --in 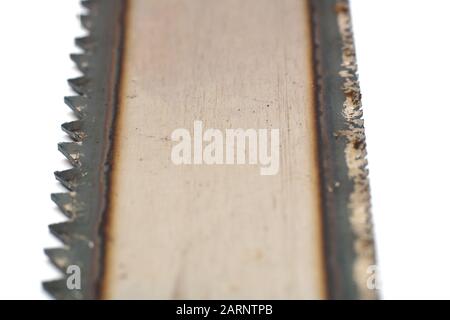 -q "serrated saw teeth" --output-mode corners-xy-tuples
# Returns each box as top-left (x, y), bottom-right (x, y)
(58, 142), (83, 167)
(46, 0), (100, 301)
(64, 96), (87, 118)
